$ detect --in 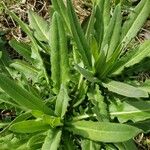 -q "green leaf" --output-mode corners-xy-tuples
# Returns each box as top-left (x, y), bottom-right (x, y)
(32, 110), (62, 127)
(27, 133), (46, 149)
(55, 84), (70, 118)
(51, 0), (70, 31)
(88, 84), (108, 122)
(96, 4), (122, 77)
(9, 120), (50, 133)
(81, 139), (101, 150)
(97, 0), (110, 32)
(42, 129), (62, 150)
(102, 80), (148, 98)
(10, 60), (39, 81)
(101, 4), (121, 60)
(112, 40), (150, 75)
(9, 39), (32, 62)
(110, 100), (150, 123)
(115, 140), (138, 150)
(0, 51), (2, 58)
(28, 10), (49, 42)
(0, 111), (32, 135)
(0, 74), (53, 115)
(66, 121), (141, 142)
(67, 0), (92, 68)
(50, 12), (70, 93)
(121, 0), (150, 46)
(75, 64), (99, 83)
(63, 132), (75, 150)
(94, 5), (103, 48)
(7, 9), (50, 84)
(132, 119), (150, 133)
